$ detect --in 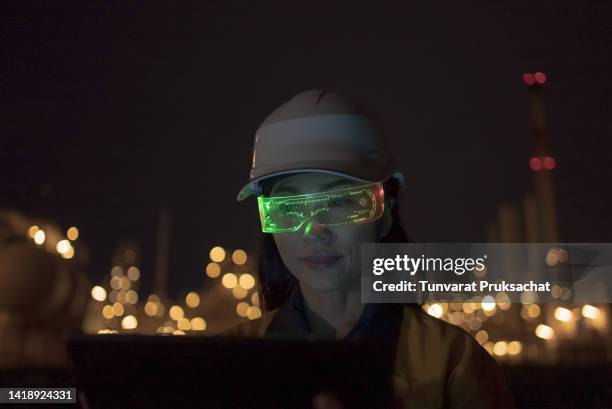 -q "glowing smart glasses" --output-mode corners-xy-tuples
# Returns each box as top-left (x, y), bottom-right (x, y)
(257, 183), (385, 233)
